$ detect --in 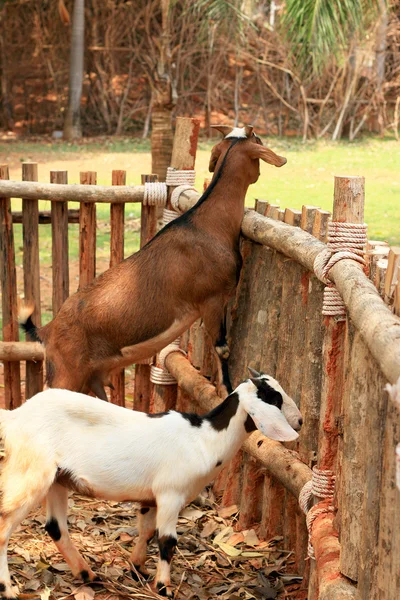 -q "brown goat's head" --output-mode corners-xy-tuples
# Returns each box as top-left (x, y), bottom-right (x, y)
(209, 125), (286, 185)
